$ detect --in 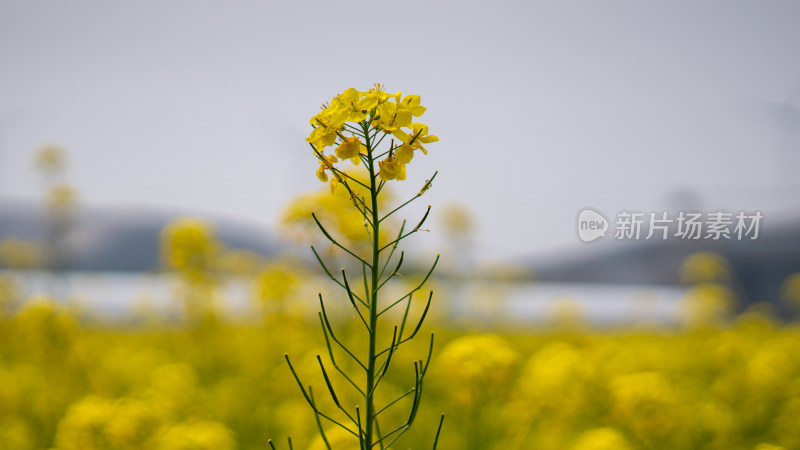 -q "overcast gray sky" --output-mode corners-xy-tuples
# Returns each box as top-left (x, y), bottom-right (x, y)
(1, 0), (800, 262)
